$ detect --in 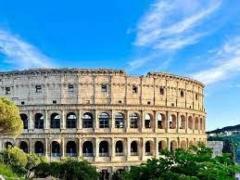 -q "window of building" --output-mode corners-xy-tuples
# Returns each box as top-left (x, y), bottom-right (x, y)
(5, 87), (10, 95)
(180, 90), (184, 97)
(101, 84), (108, 92)
(66, 112), (77, 128)
(68, 84), (74, 92)
(130, 113), (139, 128)
(82, 112), (93, 128)
(160, 87), (164, 95)
(115, 113), (124, 128)
(99, 112), (109, 128)
(35, 85), (42, 93)
(132, 85), (138, 93)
